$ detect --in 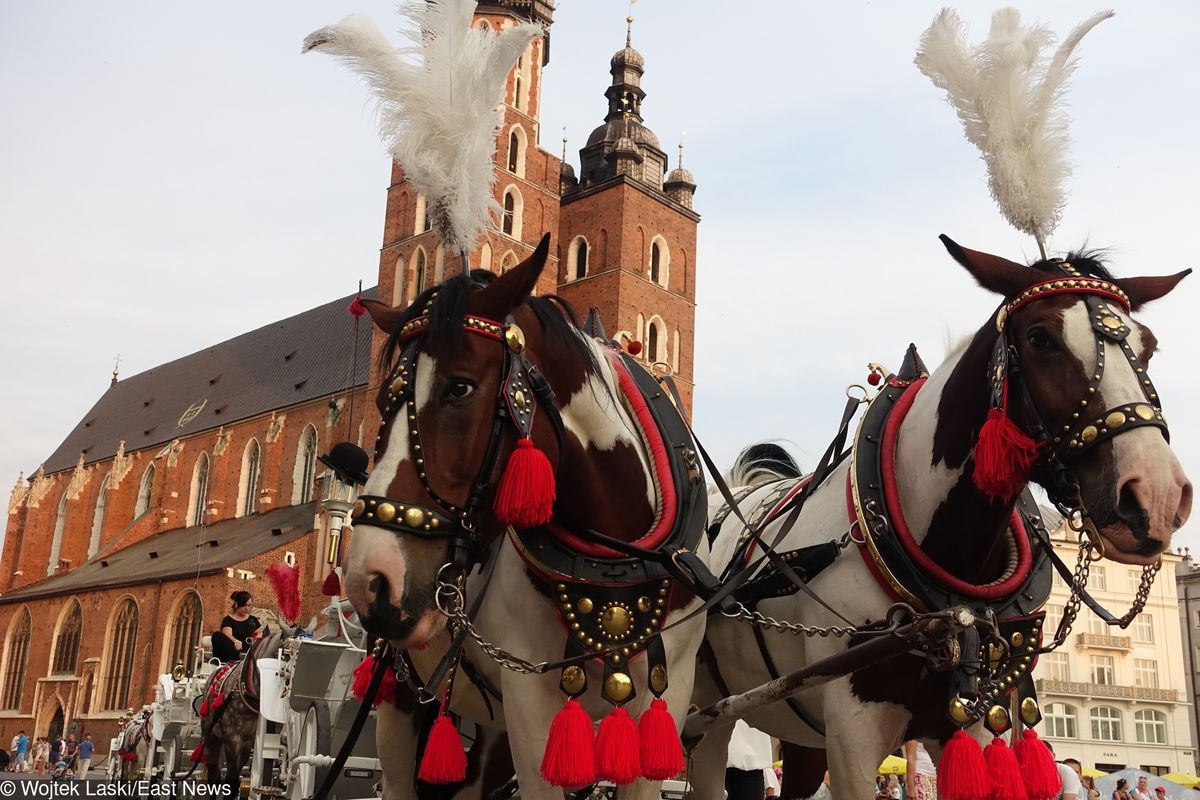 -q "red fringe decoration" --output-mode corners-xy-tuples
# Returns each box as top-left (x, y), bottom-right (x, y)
(937, 730), (990, 800)
(266, 562), (301, 623)
(320, 571), (341, 597)
(594, 707), (641, 786)
(1012, 730), (1062, 800)
(189, 743), (205, 764)
(638, 698), (684, 781)
(351, 653), (397, 708)
(198, 700), (210, 717)
(417, 714), (467, 784)
(973, 407), (1041, 501)
(211, 694), (225, 711)
(493, 438), (555, 528)
(540, 699), (595, 787)
(983, 737), (1026, 800)
(348, 296), (367, 317)
(121, 751), (138, 762)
